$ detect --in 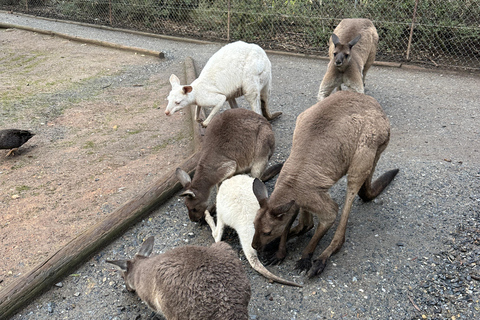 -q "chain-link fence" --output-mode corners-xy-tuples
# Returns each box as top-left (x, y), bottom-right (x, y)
(2, 0), (480, 70)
